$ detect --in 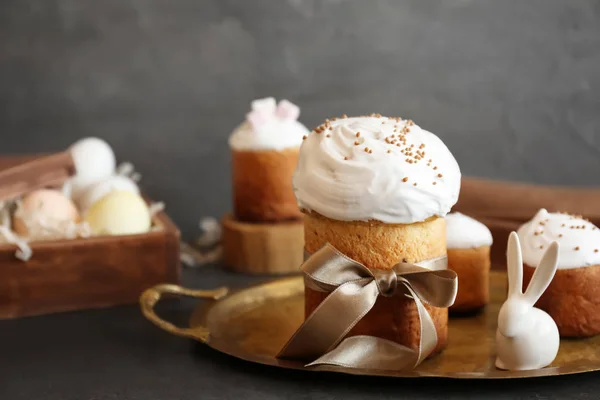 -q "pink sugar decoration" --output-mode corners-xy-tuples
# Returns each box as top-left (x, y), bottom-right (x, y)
(276, 99), (300, 121)
(246, 109), (272, 129)
(246, 97), (300, 129)
(251, 97), (277, 113)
